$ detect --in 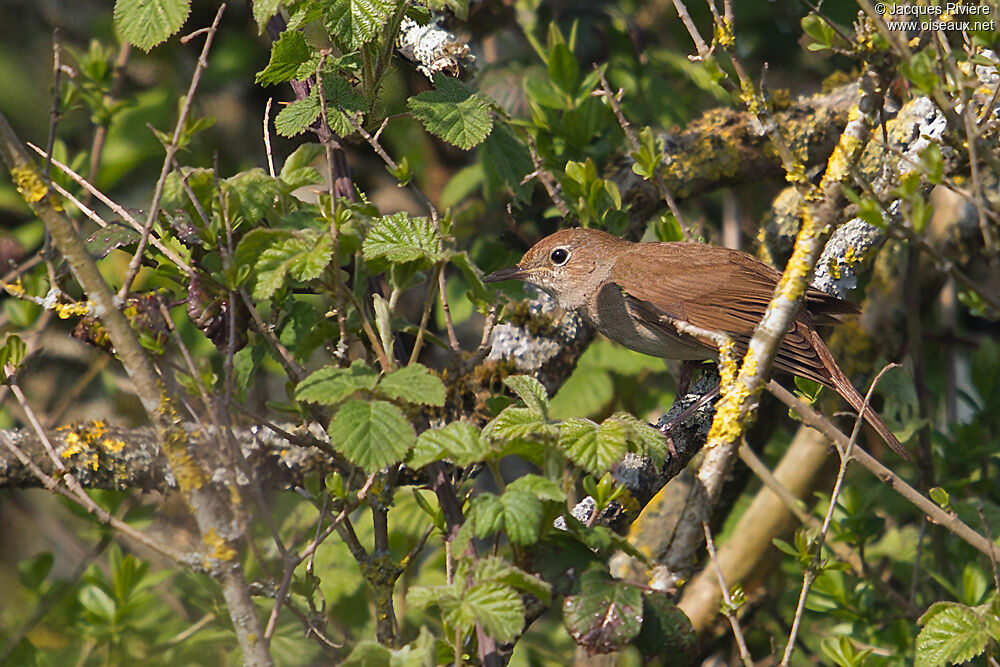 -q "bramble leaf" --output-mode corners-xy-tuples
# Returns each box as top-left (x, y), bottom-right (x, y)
(328, 400), (415, 472)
